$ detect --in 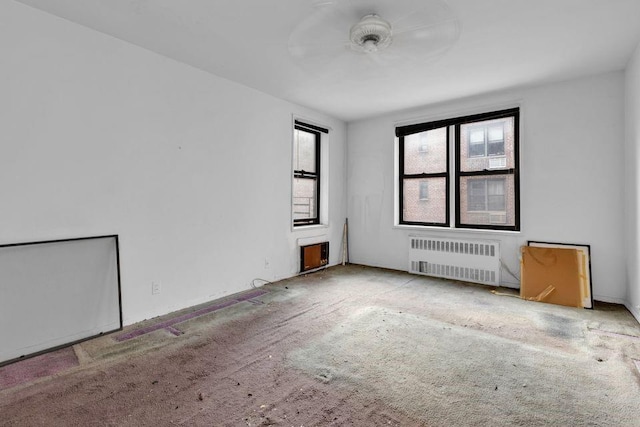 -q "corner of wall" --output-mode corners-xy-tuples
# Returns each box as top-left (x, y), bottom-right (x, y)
(624, 39), (640, 325)
(625, 302), (640, 324)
